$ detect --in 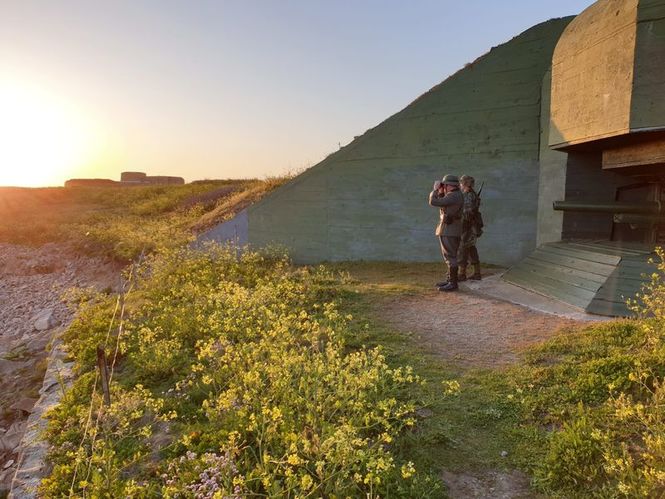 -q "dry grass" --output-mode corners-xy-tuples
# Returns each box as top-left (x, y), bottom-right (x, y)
(190, 175), (292, 232)
(0, 178), (290, 259)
